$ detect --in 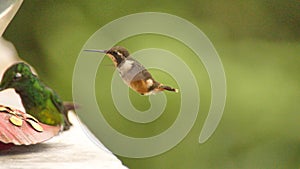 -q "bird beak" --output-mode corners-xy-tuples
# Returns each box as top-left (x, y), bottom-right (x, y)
(83, 49), (107, 53)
